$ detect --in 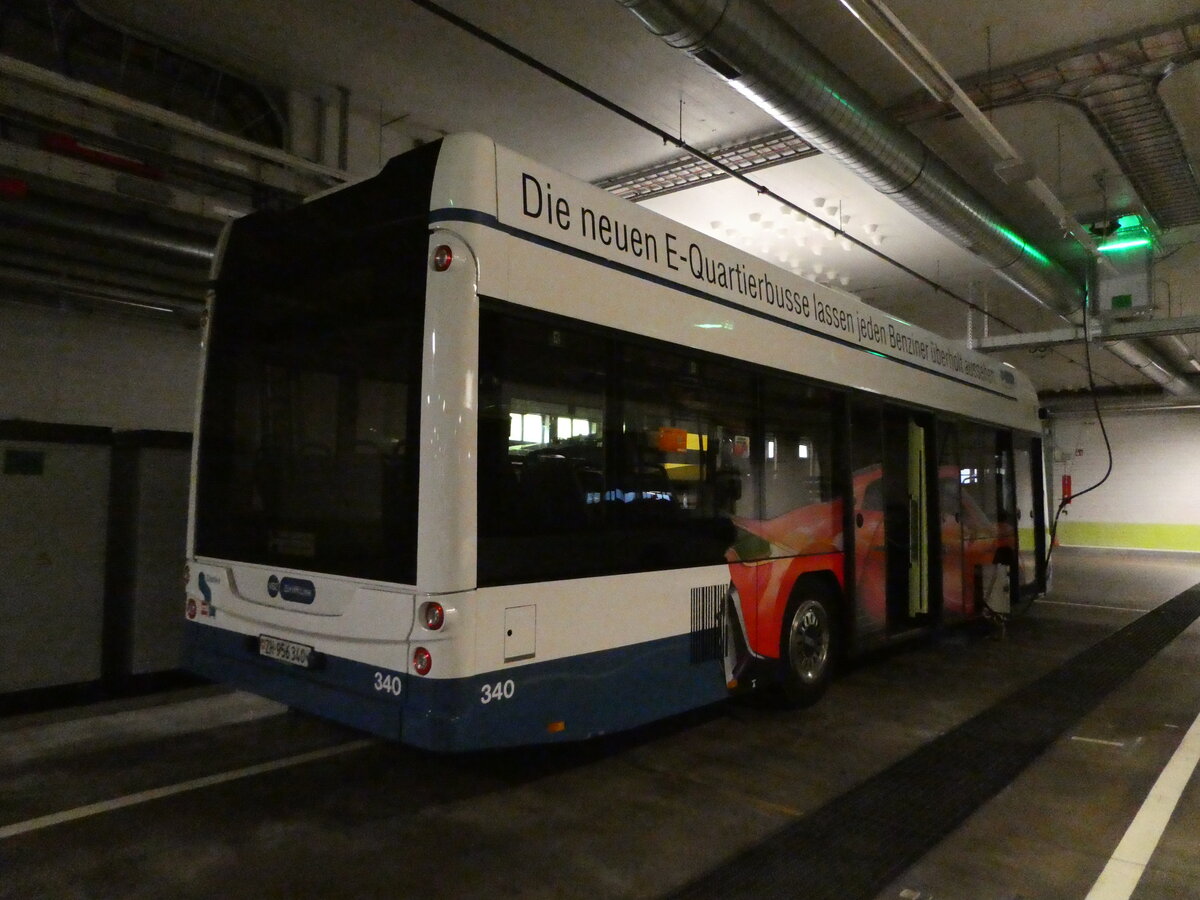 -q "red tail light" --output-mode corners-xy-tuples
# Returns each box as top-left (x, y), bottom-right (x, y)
(422, 601), (445, 631)
(413, 647), (432, 675)
(432, 245), (453, 271)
